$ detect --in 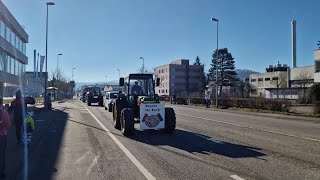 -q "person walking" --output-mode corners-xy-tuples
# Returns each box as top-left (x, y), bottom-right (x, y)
(47, 93), (52, 110)
(8, 91), (26, 144)
(0, 97), (12, 179)
(205, 91), (211, 108)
